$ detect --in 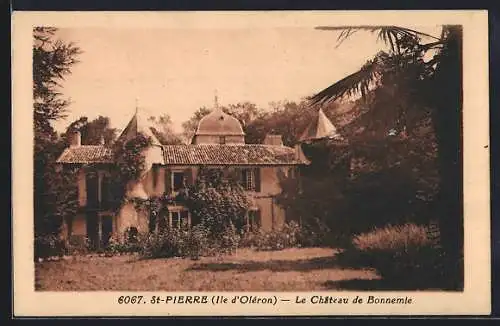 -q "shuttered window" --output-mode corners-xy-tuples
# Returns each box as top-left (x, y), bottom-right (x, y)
(241, 168), (261, 192)
(241, 169), (254, 191)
